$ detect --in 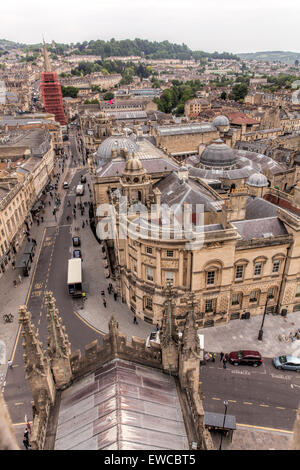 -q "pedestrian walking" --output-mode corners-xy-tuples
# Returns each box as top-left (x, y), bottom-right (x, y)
(156, 323), (159, 332)
(220, 352), (224, 362)
(222, 357), (227, 369)
(48, 200), (51, 206)
(114, 291), (117, 301)
(41, 216), (44, 223)
(32, 239), (36, 245)
(26, 421), (31, 434)
(24, 429), (29, 440)
(8, 360), (13, 369)
(23, 437), (30, 450)
(11, 260), (15, 270)
(82, 221), (85, 228)
(18, 274), (22, 284)
(86, 219), (88, 225)
(103, 298), (107, 308)
(101, 290), (105, 296)
(212, 353), (216, 363)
